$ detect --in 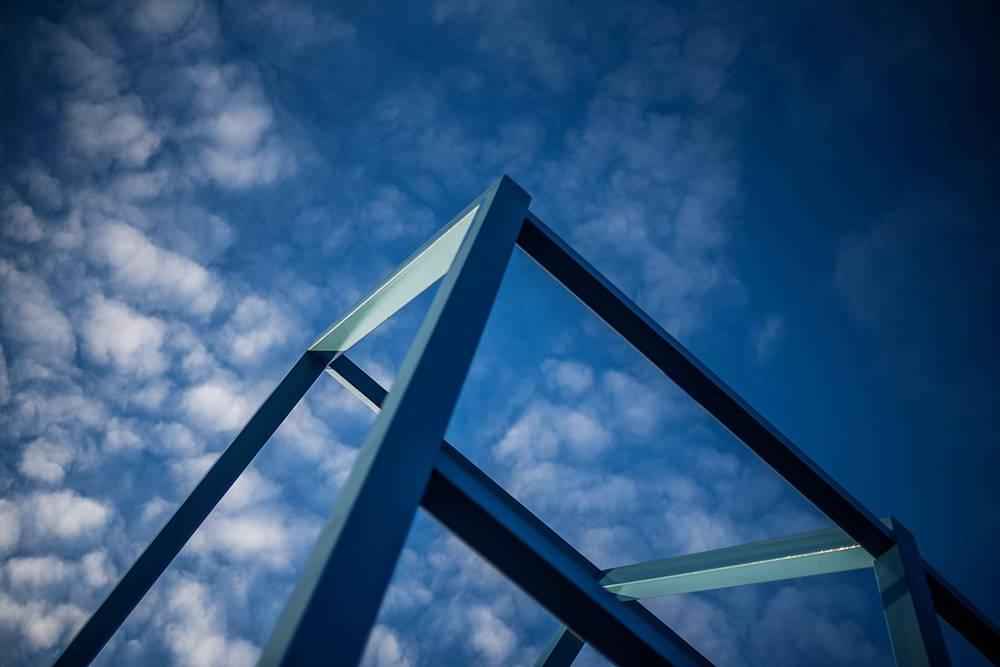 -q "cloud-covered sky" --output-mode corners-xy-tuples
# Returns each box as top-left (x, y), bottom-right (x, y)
(1, 0), (997, 665)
